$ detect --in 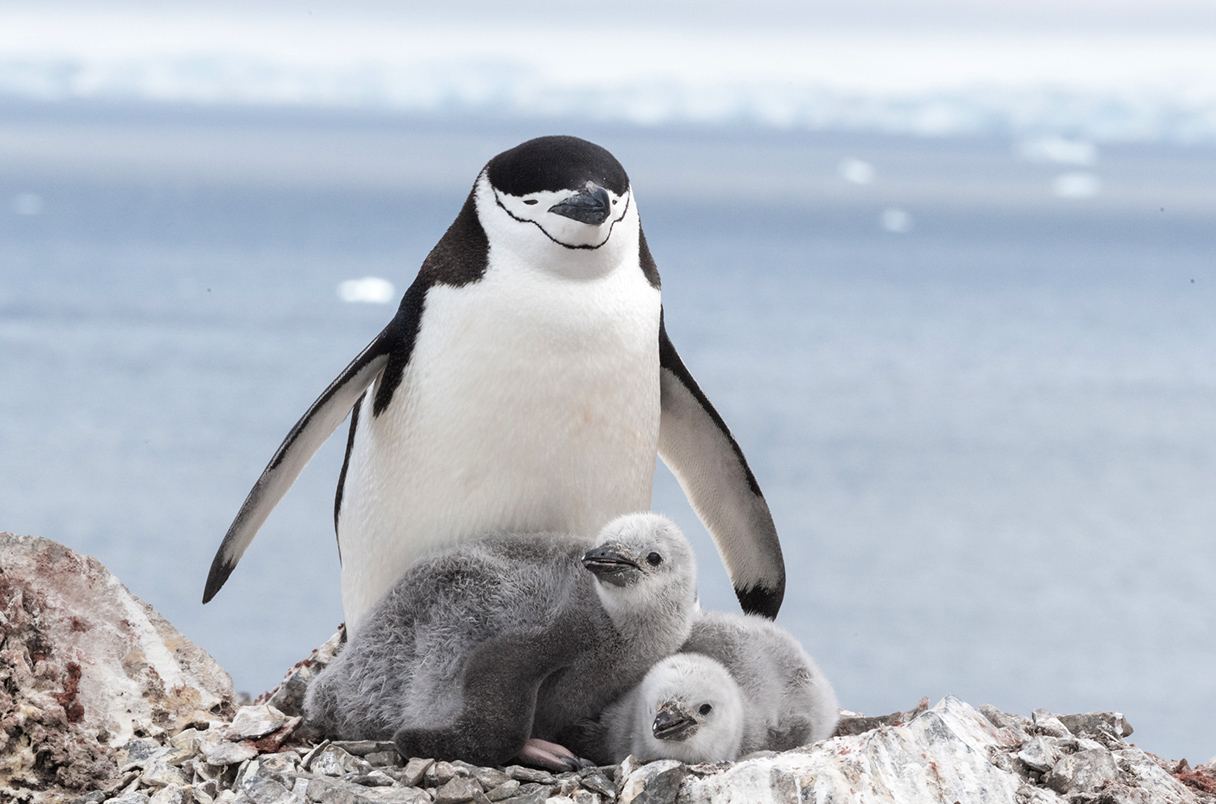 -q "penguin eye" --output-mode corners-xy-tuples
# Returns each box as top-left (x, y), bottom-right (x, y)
(523, 199), (539, 205)
(646, 552), (662, 566)
(698, 703), (712, 716)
